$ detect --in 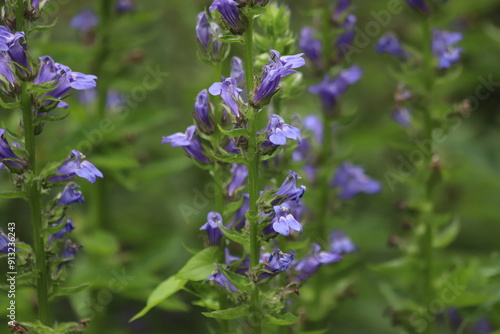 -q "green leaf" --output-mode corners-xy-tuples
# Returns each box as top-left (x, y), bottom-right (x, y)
(177, 247), (221, 281)
(263, 312), (300, 325)
(211, 151), (247, 164)
(217, 124), (248, 137)
(452, 291), (492, 308)
(0, 96), (20, 109)
(50, 283), (91, 299)
(218, 266), (251, 291)
(202, 305), (249, 320)
(130, 276), (187, 322)
(219, 226), (249, 246)
(0, 191), (27, 200)
(42, 220), (68, 238)
(35, 111), (70, 124)
(433, 218), (460, 248)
